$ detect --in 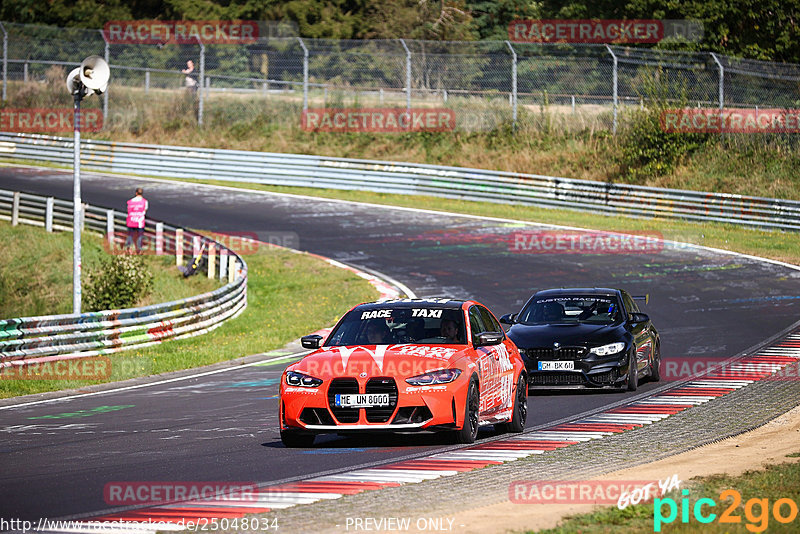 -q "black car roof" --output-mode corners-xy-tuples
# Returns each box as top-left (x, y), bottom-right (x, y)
(533, 288), (621, 298)
(355, 298), (465, 311)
